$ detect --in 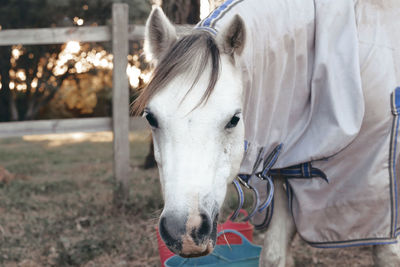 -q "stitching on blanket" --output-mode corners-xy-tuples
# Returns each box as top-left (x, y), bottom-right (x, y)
(309, 239), (397, 249)
(358, 40), (399, 51)
(389, 87), (400, 237)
